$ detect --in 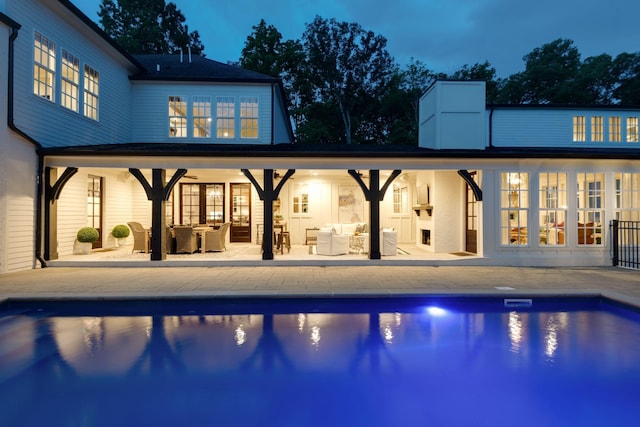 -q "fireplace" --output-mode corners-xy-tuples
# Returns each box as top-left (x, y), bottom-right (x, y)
(421, 229), (431, 246)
